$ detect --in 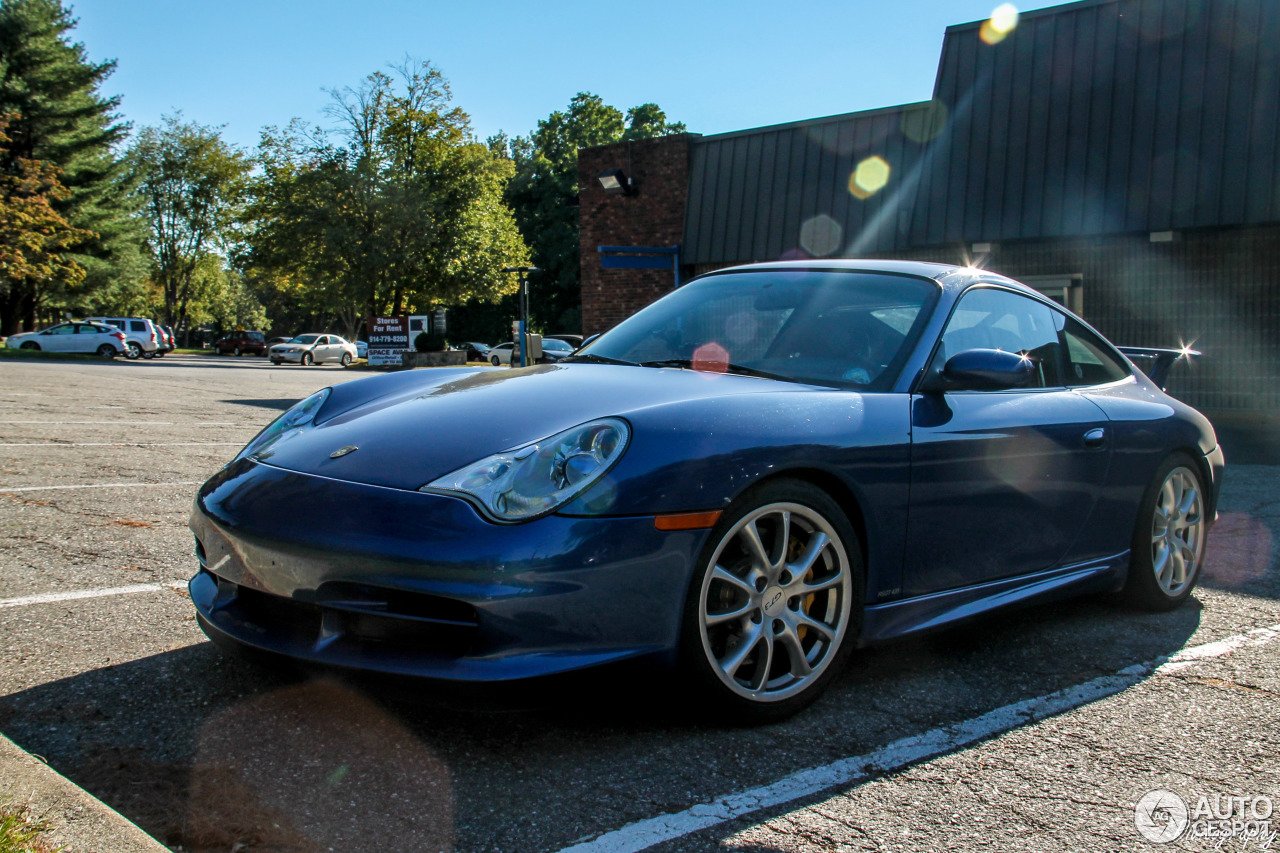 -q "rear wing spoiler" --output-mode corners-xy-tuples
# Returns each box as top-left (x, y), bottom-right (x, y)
(1117, 346), (1200, 391)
